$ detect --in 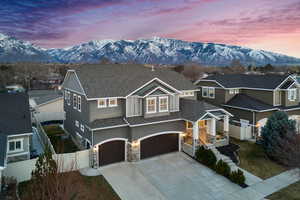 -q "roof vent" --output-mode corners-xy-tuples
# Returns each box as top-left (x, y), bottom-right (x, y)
(151, 65), (155, 72)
